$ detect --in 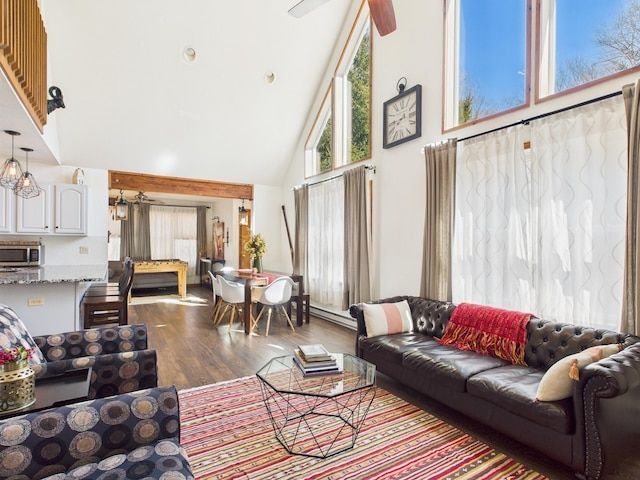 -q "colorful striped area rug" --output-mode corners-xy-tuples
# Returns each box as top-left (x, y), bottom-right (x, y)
(179, 376), (546, 480)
